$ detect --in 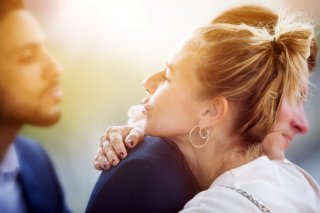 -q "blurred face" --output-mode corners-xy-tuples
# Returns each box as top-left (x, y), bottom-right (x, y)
(141, 36), (204, 137)
(263, 90), (309, 160)
(0, 10), (62, 127)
